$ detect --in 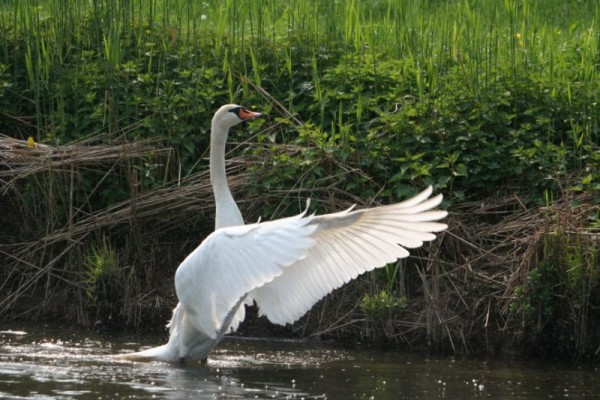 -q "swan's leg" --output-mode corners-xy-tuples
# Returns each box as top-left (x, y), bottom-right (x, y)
(179, 357), (186, 367)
